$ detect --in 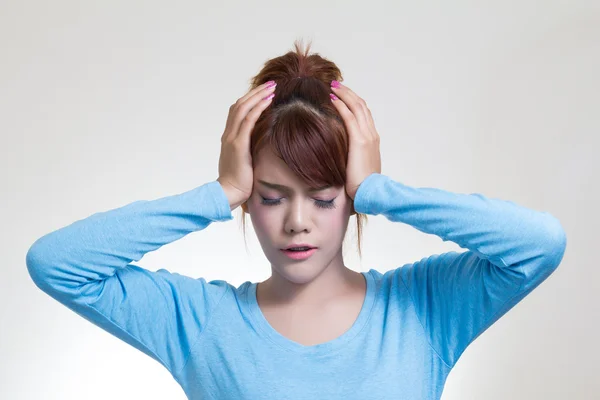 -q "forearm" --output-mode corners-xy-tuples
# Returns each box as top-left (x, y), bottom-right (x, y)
(26, 180), (233, 294)
(353, 173), (567, 270)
